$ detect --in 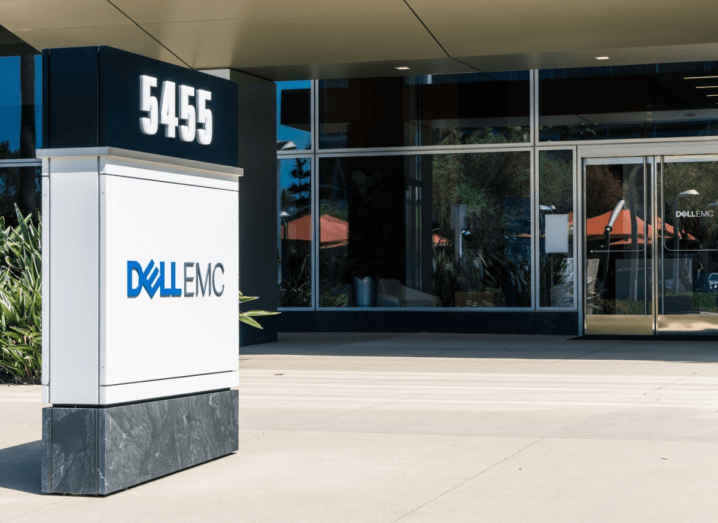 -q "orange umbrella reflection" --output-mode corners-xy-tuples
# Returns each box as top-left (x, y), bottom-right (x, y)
(576, 210), (696, 243)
